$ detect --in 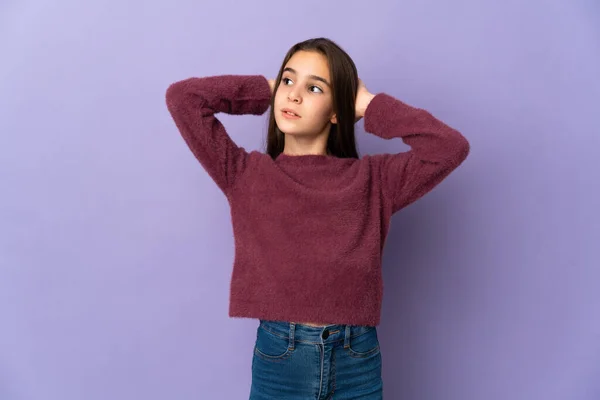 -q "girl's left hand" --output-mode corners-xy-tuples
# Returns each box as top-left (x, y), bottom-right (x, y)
(355, 78), (375, 122)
